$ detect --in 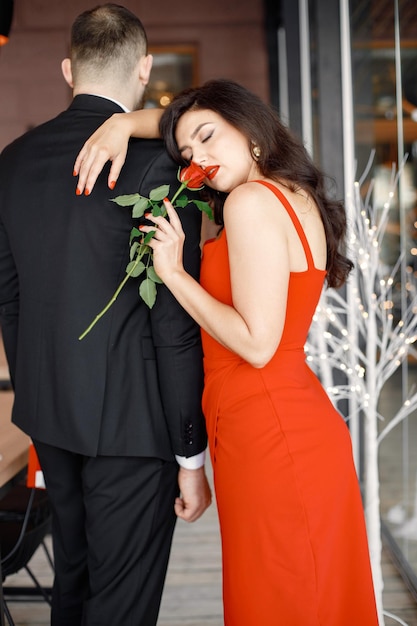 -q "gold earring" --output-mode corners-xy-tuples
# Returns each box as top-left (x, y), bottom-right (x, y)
(252, 144), (261, 160)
